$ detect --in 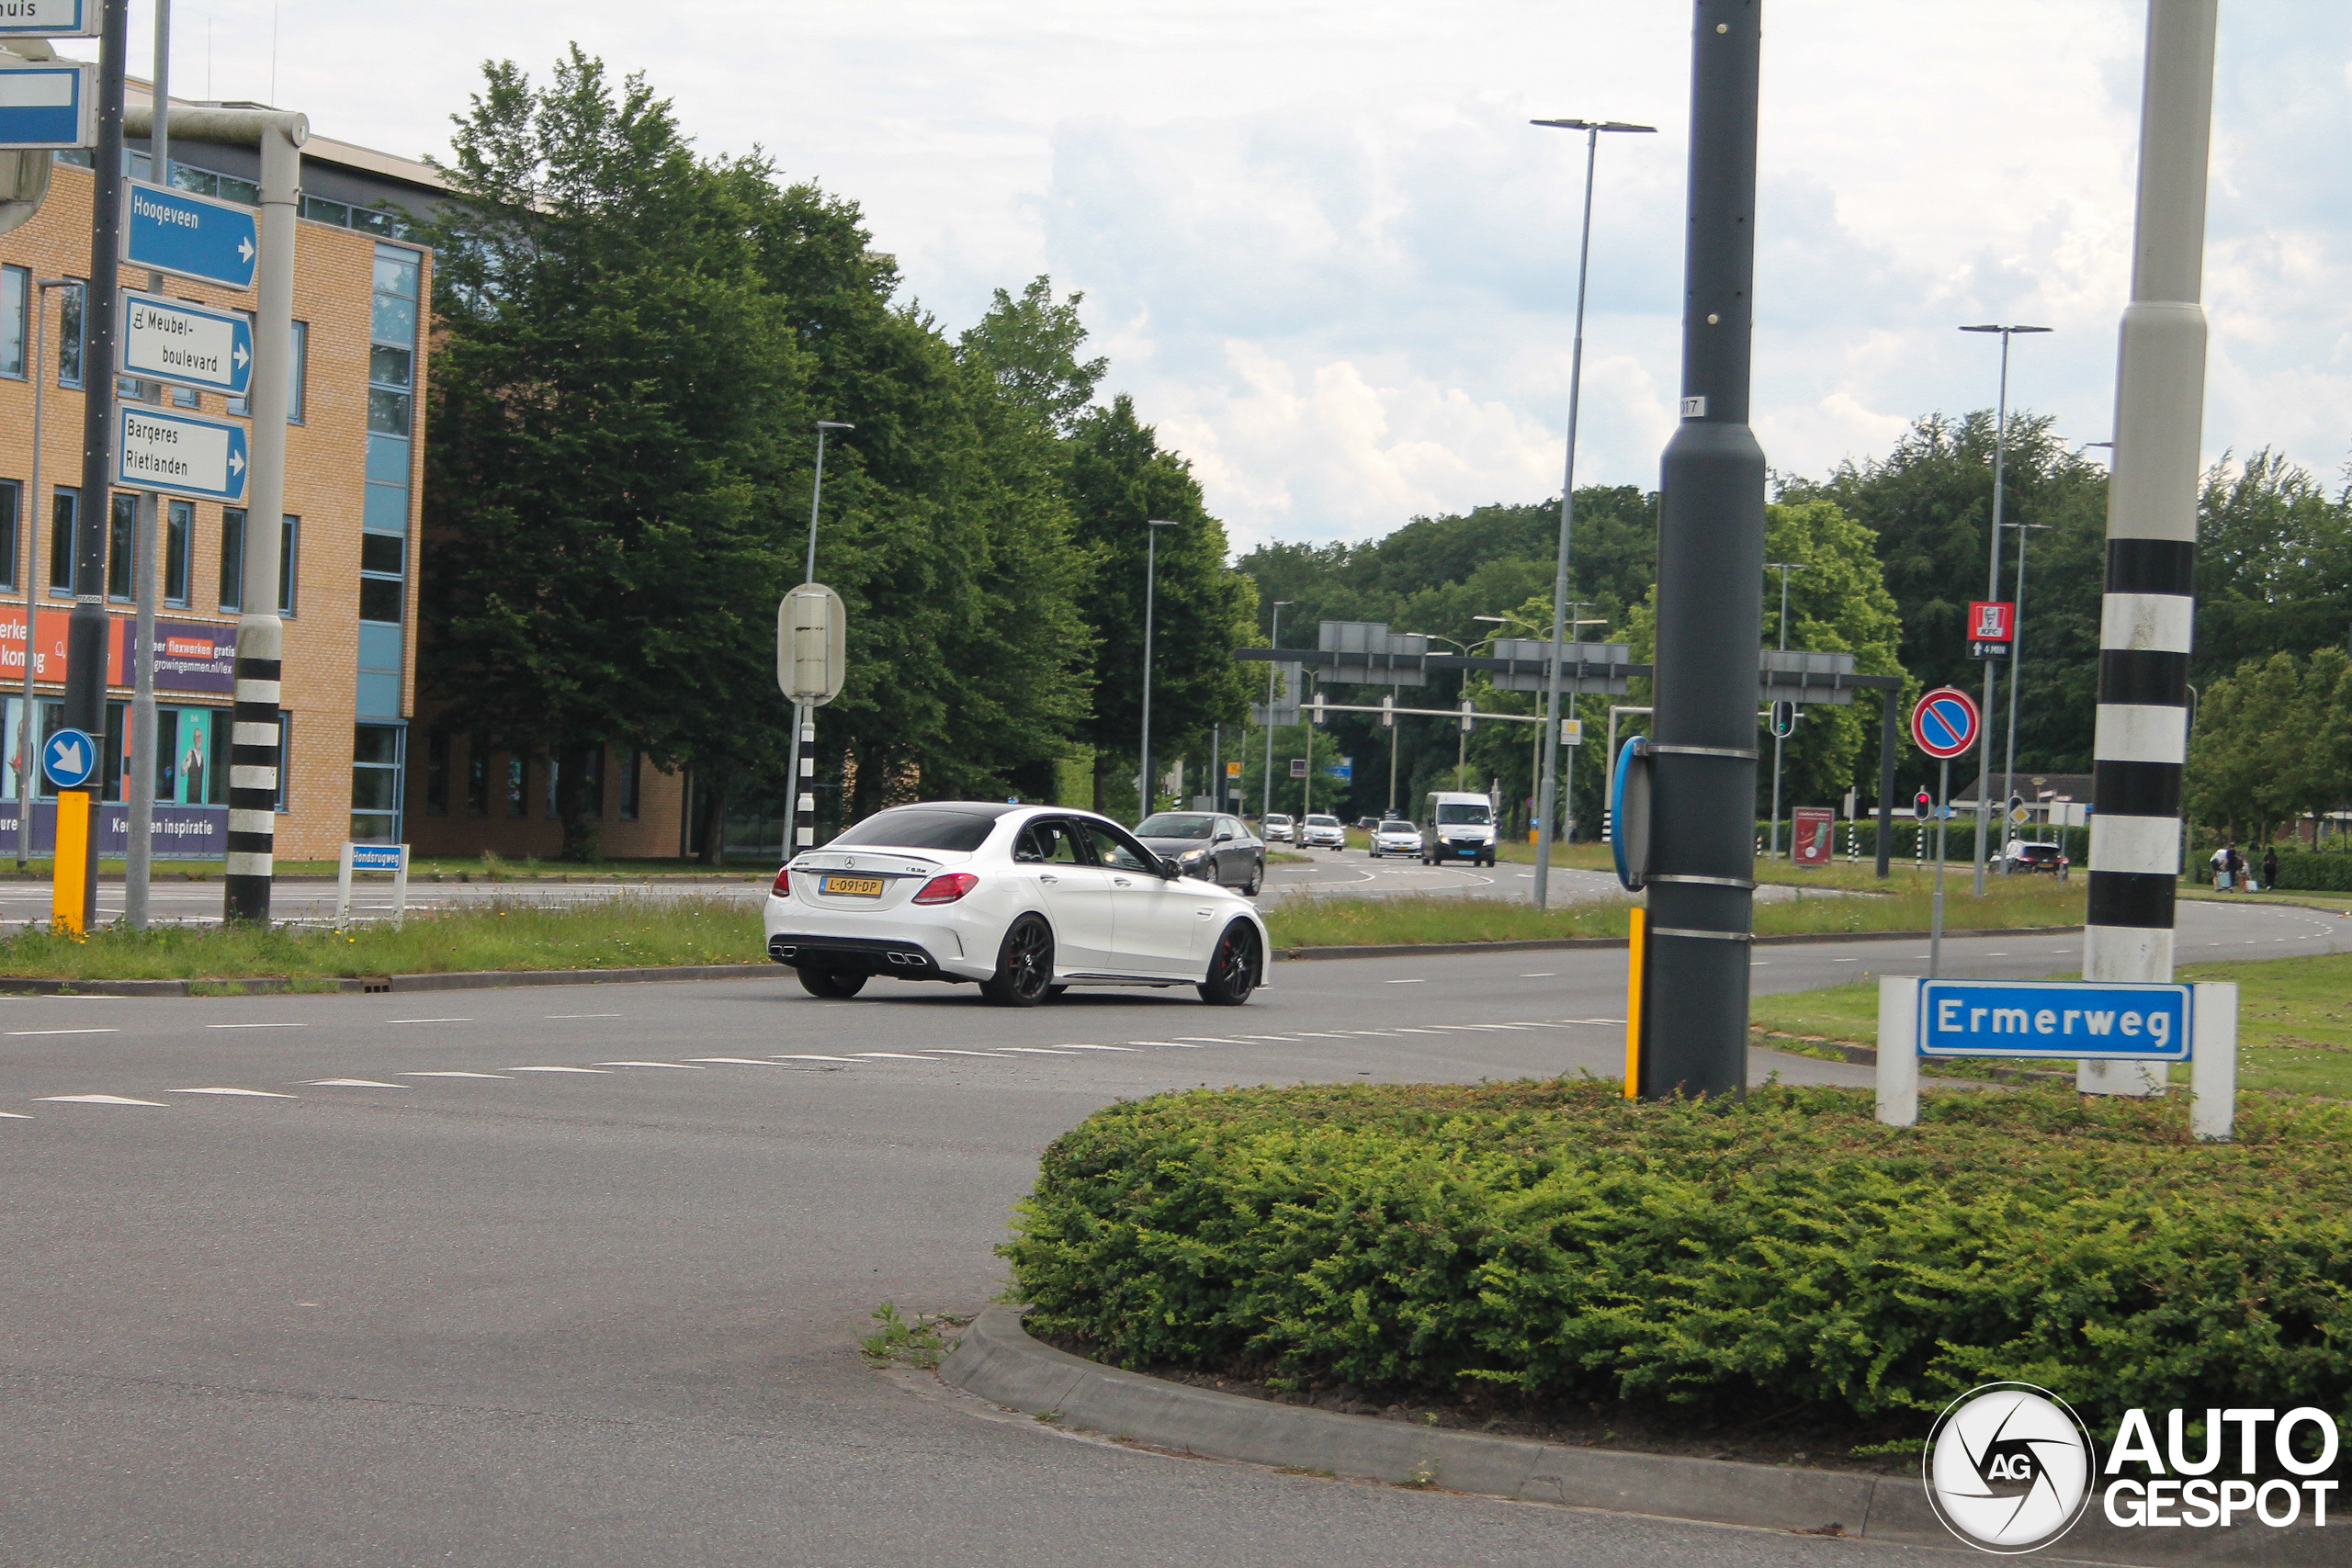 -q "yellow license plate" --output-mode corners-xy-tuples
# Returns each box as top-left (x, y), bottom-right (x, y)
(821, 875), (886, 897)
